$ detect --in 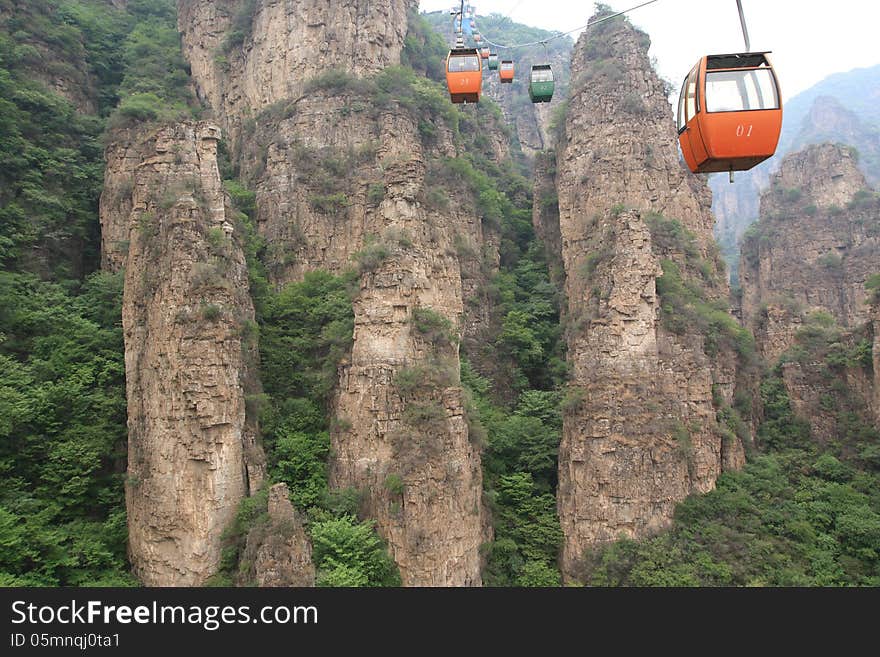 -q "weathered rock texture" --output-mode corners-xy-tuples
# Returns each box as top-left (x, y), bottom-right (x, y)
(241, 483), (315, 586)
(740, 143), (880, 361)
(100, 130), (140, 272)
(177, 0), (415, 142)
(176, 0), (497, 585)
(550, 15), (745, 580)
(738, 143), (879, 443)
(107, 121), (265, 585)
(532, 150), (564, 288)
(236, 94), (492, 585)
